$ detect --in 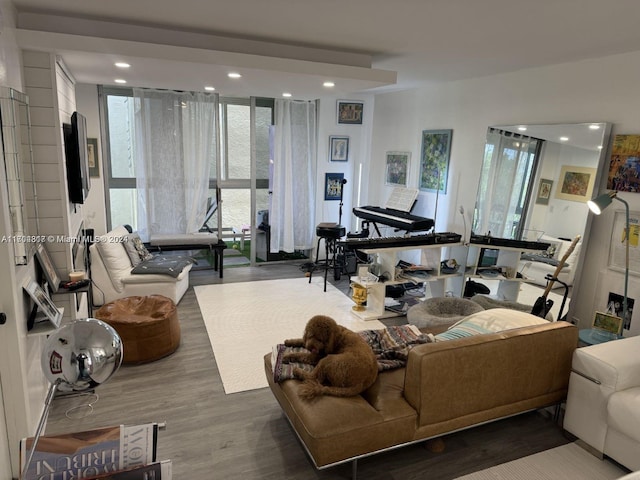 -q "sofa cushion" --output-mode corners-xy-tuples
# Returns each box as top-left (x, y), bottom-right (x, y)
(608, 387), (640, 442)
(435, 308), (548, 341)
(95, 226), (132, 290)
(123, 232), (153, 266)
